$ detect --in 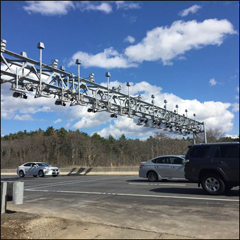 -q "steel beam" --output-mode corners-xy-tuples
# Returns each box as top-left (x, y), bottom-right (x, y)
(1, 39), (206, 142)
